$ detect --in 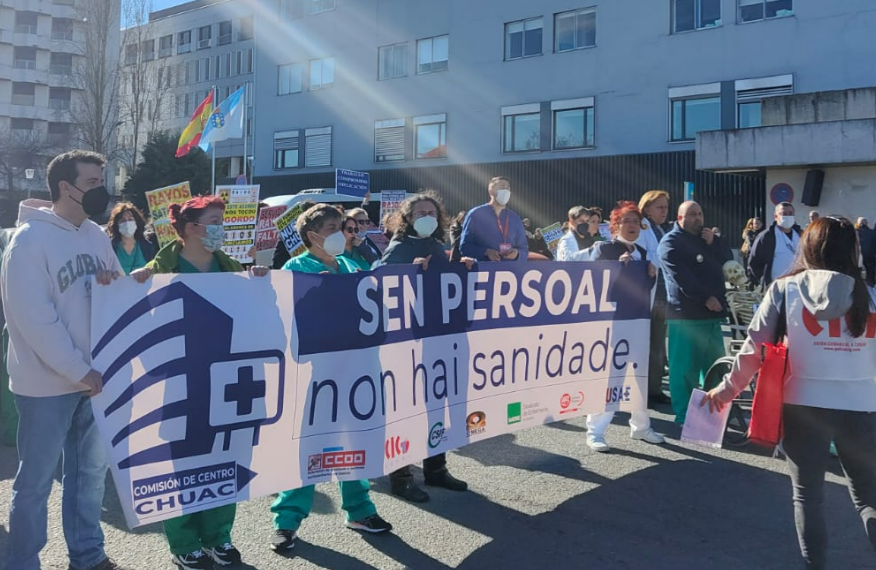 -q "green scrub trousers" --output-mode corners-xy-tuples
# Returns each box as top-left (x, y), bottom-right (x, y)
(667, 318), (726, 424)
(271, 480), (376, 531)
(163, 504), (236, 555)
